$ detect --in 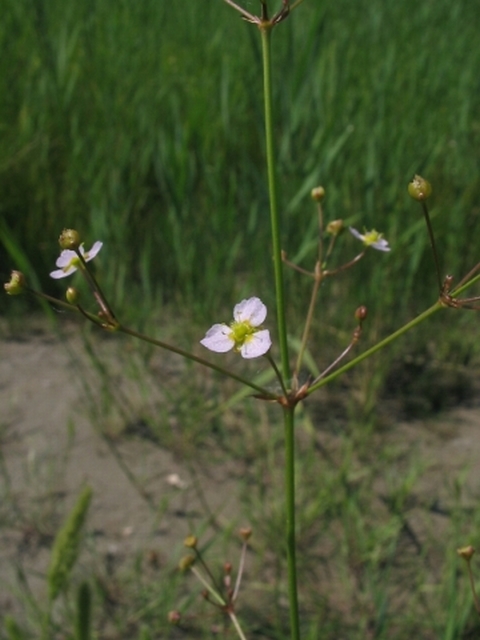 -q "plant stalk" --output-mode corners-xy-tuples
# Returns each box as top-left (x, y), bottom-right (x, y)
(261, 24), (300, 640)
(261, 26), (290, 385)
(283, 405), (300, 640)
(308, 301), (443, 394)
